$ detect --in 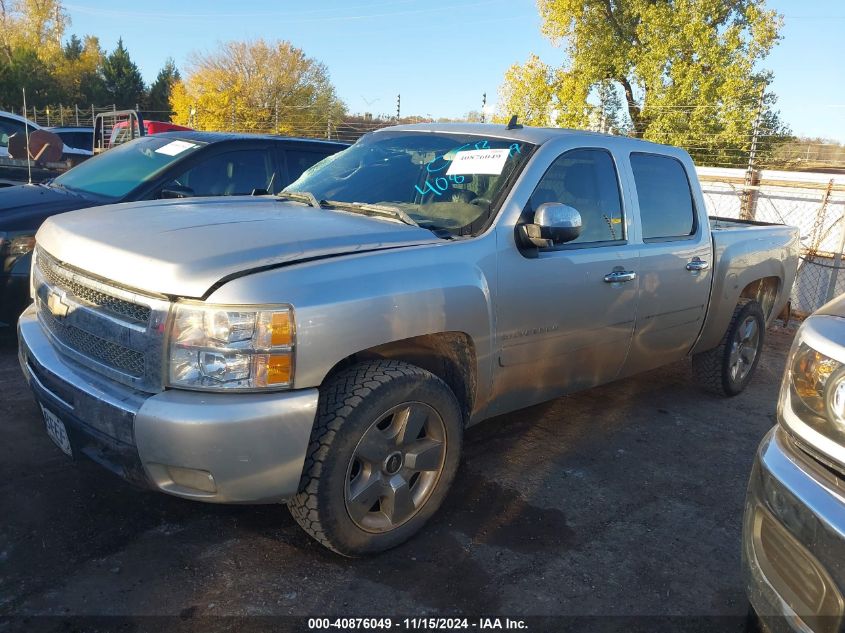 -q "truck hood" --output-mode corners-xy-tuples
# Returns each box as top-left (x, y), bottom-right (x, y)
(36, 196), (441, 298)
